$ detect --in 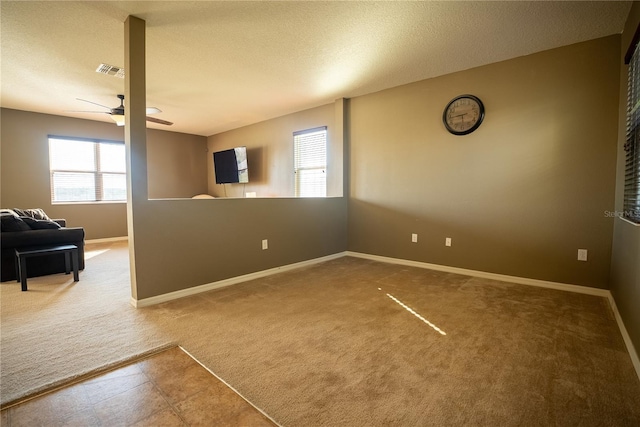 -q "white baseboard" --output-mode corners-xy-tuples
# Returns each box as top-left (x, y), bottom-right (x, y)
(85, 236), (128, 244)
(346, 251), (640, 381)
(131, 252), (347, 308)
(345, 251), (609, 297)
(606, 293), (640, 381)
